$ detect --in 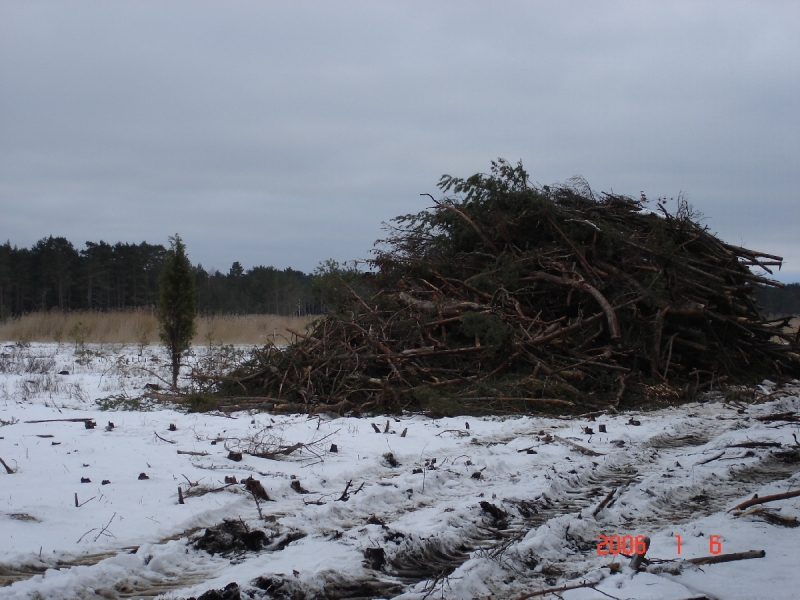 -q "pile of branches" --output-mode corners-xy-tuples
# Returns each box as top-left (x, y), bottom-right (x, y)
(198, 160), (800, 415)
